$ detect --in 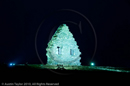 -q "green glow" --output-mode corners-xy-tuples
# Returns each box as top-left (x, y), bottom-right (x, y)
(91, 62), (95, 66)
(46, 24), (81, 66)
(18, 64), (130, 73)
